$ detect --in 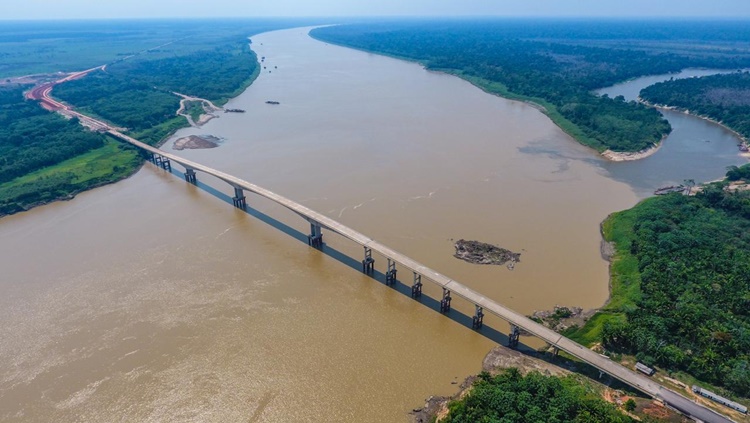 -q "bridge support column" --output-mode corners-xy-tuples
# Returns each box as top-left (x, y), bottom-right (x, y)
(552, 346), (559, 357)
(160, 158), (171, 171)
(439, 288), (452, 313)
(385, 259), (397, 286)
(472, 305), (484, 329)
(184, 168), (197, 184)
(362, 247), (374, 274)
(154, 155), (162, 166)
(145, 152), (155, 163)
(308, 222), (323, 248)
(232, 187), (246, 209)
(508, 325), (520, 349)
(411, 273), (422, 298)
